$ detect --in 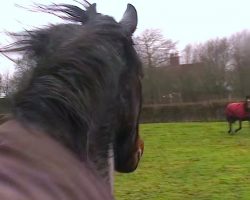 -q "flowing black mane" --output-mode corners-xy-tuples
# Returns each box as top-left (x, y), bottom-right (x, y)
(1, 1), (143, 189)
